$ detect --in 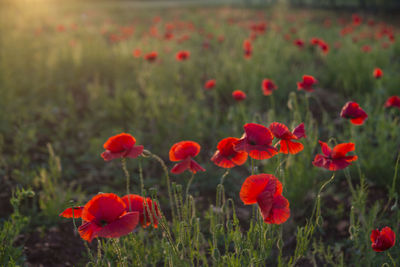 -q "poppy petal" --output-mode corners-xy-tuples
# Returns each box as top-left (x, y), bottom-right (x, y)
(265, 195), (290, 224)
(319, 141), (332, 157)
(256, 190), (273, 220)
(240, 174), (280, 204)
(96, 211), (139, 239)
(211, 151), (236, 168)
(81, 193), (126, 222)
(279, 140), (304, 154)
(126, 145), (144, 159)
(190, 159), (206, 173)
(103, 133), (136, 152)
(171, 158), (191, 174)
(101, 151), (126, 161)
(292, 123), (306, 139)
(59, 207), (84, 218)
(331, 143), (355, 158)
(78, 221), (101, 242)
